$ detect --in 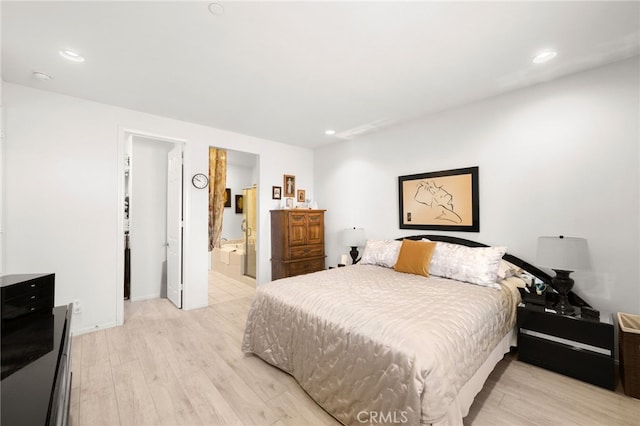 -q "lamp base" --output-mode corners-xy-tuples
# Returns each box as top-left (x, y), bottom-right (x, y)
(552, 269), (575, 315)
(349, 246), (360, 265)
